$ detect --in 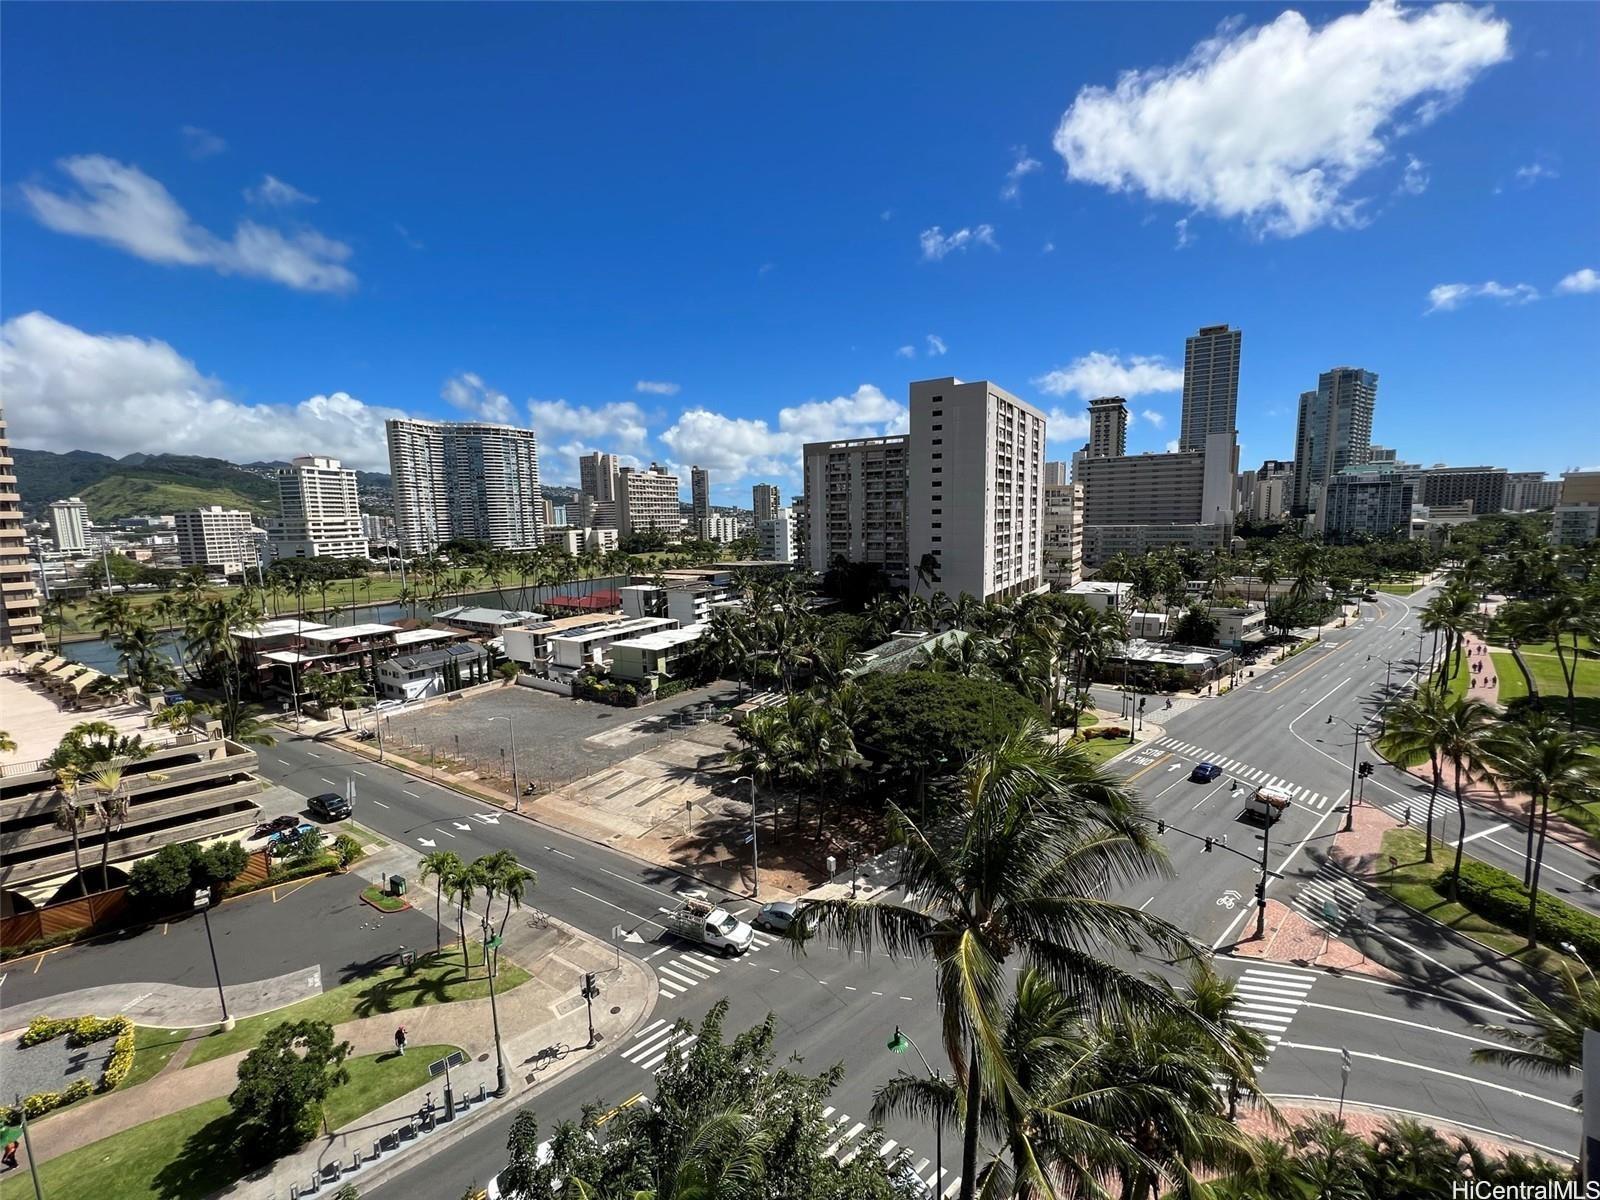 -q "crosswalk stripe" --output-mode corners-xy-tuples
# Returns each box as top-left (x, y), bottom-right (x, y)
(686, 953), (723, 971)
(657, 966), (700, 987)
(879, 1140), (898, 1157)
(622, 1025), (677, 1061)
